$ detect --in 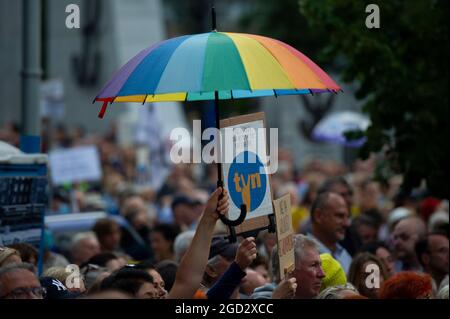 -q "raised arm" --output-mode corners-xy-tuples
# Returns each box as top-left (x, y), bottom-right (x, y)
(168, 187), (229, 299)
(207, 237), (257, 299)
